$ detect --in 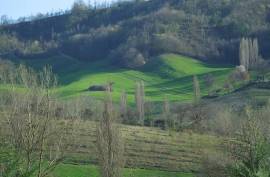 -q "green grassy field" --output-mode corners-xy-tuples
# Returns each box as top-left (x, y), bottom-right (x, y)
(53, 164), (194, 177)
(0, 54), (237, 176)
(12, 53), (232, 103)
